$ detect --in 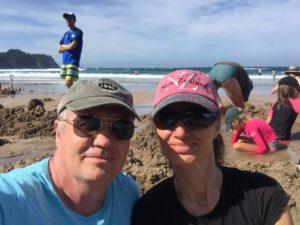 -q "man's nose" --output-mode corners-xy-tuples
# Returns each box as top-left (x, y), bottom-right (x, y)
(93, 125), (114, 148)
